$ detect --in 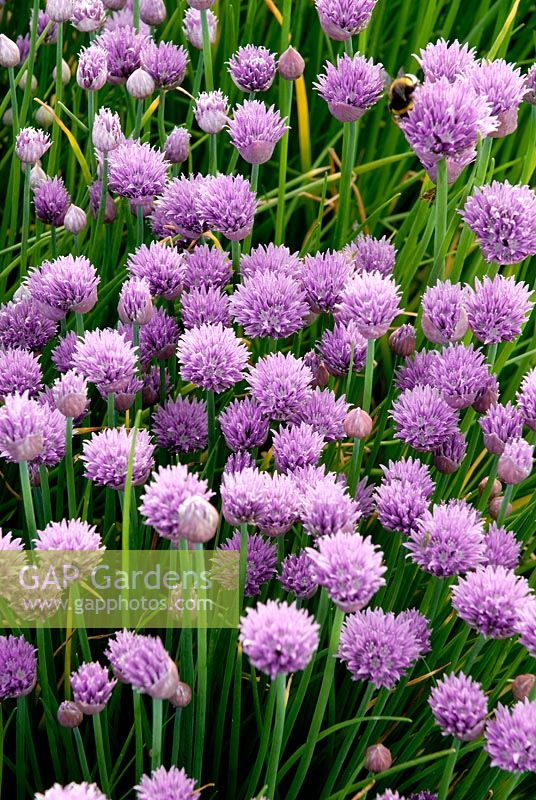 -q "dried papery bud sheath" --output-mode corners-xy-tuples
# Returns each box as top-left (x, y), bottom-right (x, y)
(0, 34), (21, 68)
(57, 700), (83, 728)
(64, 204), (87, 235)
(489, 495), (512, 520)
(511, 674), (535, 701)
(478, 476), (502, 499)
(126, 67), (155, 99)
(365, 743), (392, 773)
(344, 407), (373, 439)
(176, 495), (219, 543)
(389, 324), (416, 357)
(278, 46), (305, 81)
(169, 681), (192, 708)
(140, 0), (167, 25)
